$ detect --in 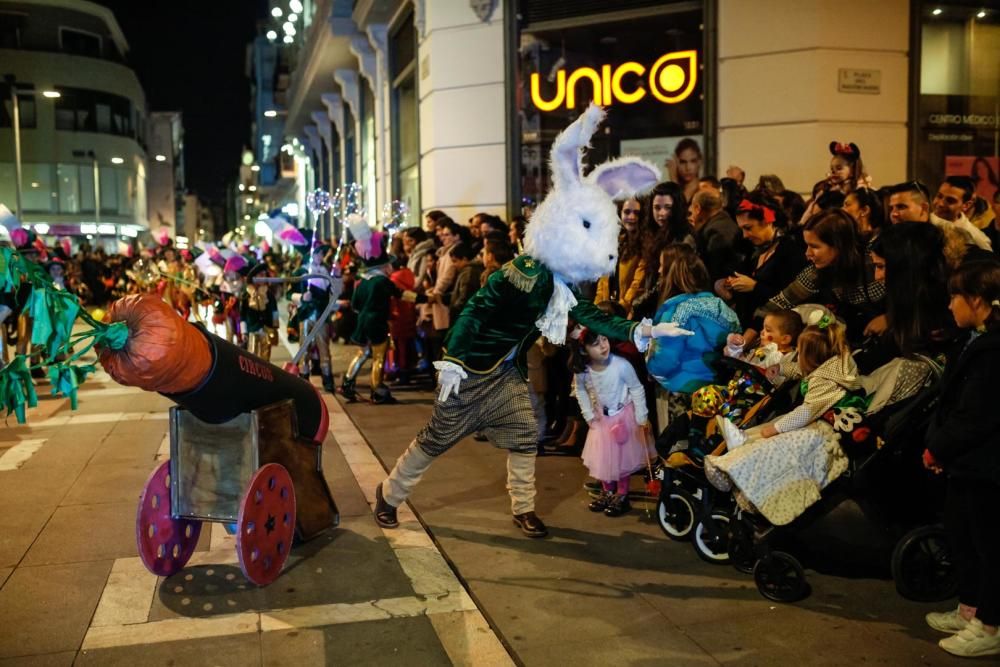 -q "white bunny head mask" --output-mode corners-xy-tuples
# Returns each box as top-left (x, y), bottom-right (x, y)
(523, 103), (661, 285)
